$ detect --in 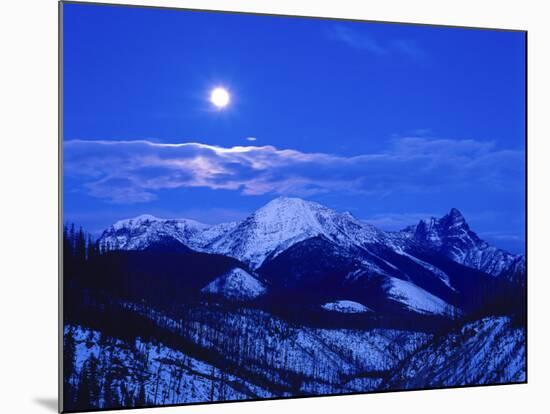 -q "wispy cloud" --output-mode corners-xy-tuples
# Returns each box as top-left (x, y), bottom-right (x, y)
(331, 25), (387, 55)
(246, 137), (257, 142)
(478, 230), (525, 254)
(330, 25), (428, 62)
(64, 137), (524, 204)
(407, 128), (433, 137)
(391, 39), (429, 61)
(478, 231), (524, 242)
